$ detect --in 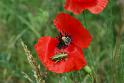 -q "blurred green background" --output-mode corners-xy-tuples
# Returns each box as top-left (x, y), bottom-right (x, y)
(0, 0), (124, 83)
